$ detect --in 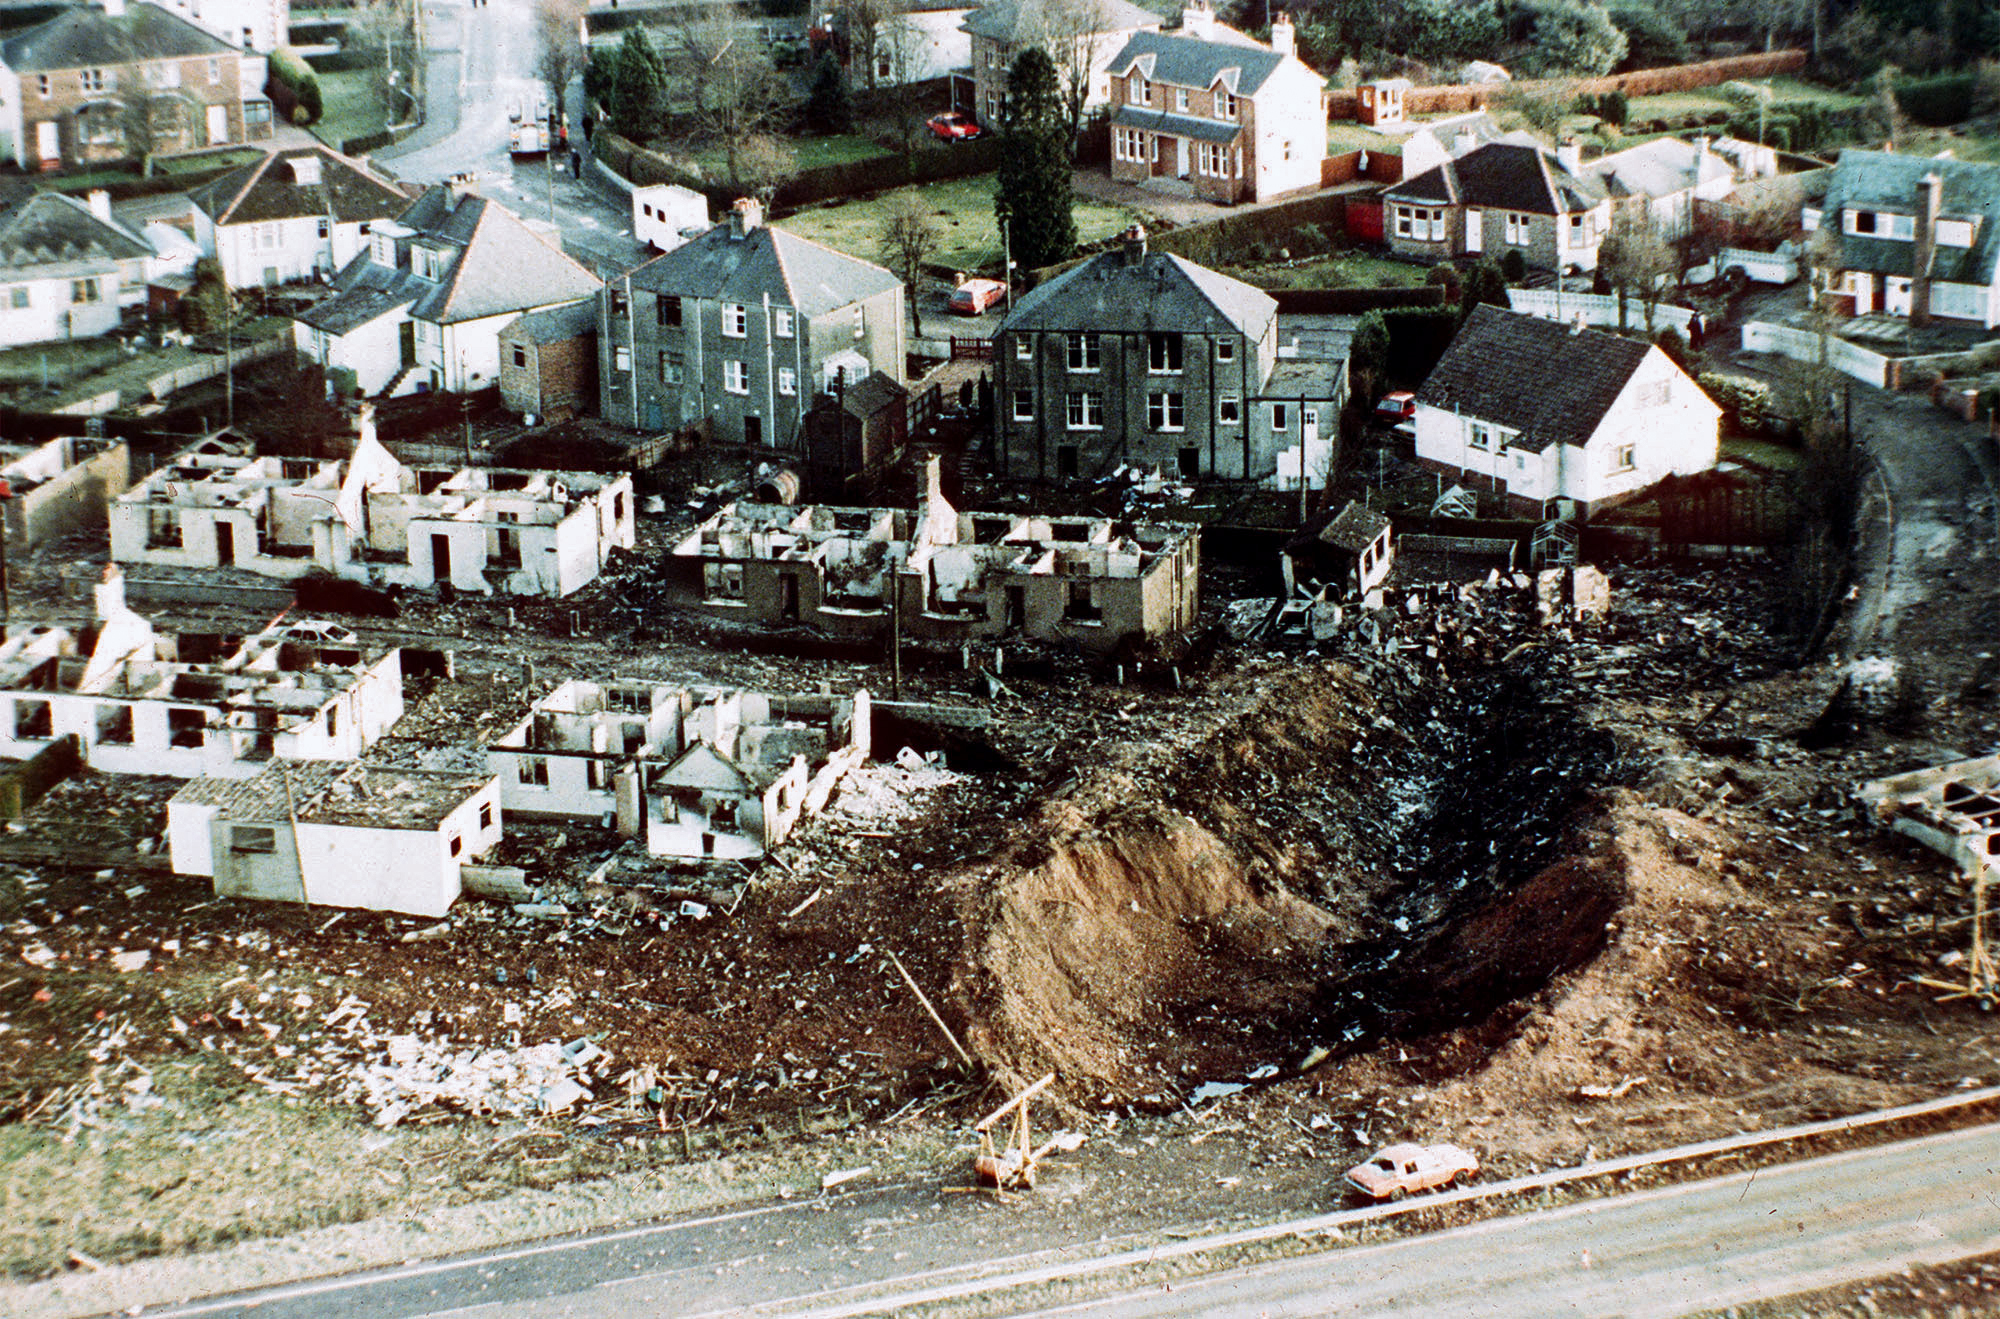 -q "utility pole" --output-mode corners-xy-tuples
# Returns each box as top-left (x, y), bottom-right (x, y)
(1001, 217), (1013, 313)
